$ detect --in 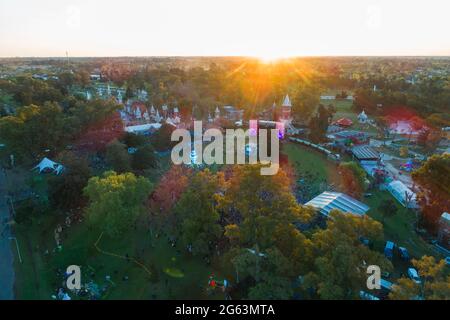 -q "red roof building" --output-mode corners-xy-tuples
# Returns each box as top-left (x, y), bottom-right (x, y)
(335, 118), (353, 127)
